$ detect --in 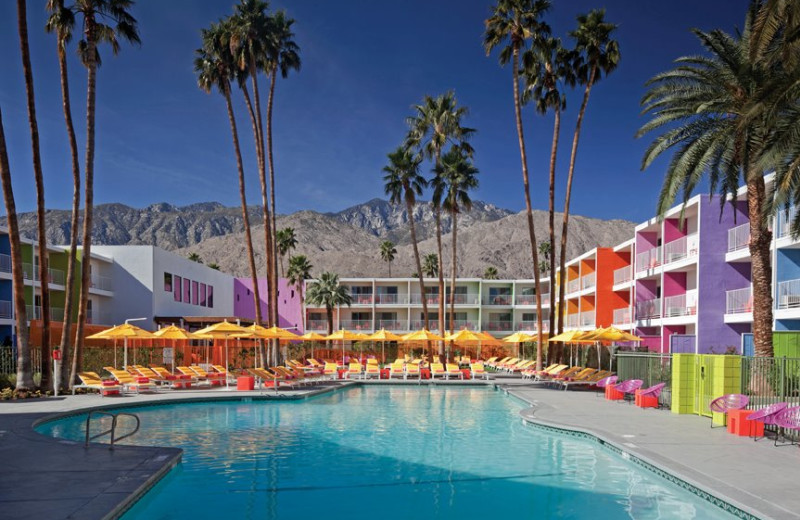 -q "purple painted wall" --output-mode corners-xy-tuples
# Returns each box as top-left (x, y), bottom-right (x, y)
(662, 324), (687, 353)
(234, 278), (305, 332)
